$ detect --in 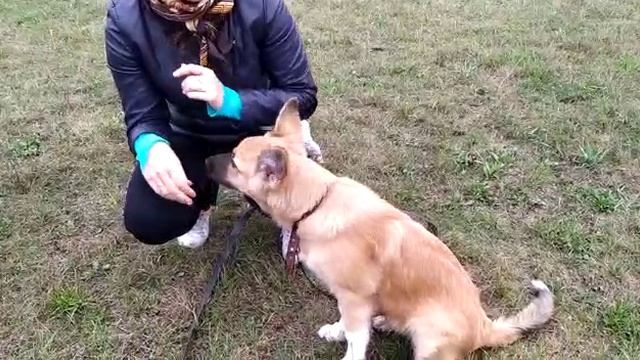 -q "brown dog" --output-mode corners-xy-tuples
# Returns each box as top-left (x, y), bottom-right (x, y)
(208, 99), (554, 360)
